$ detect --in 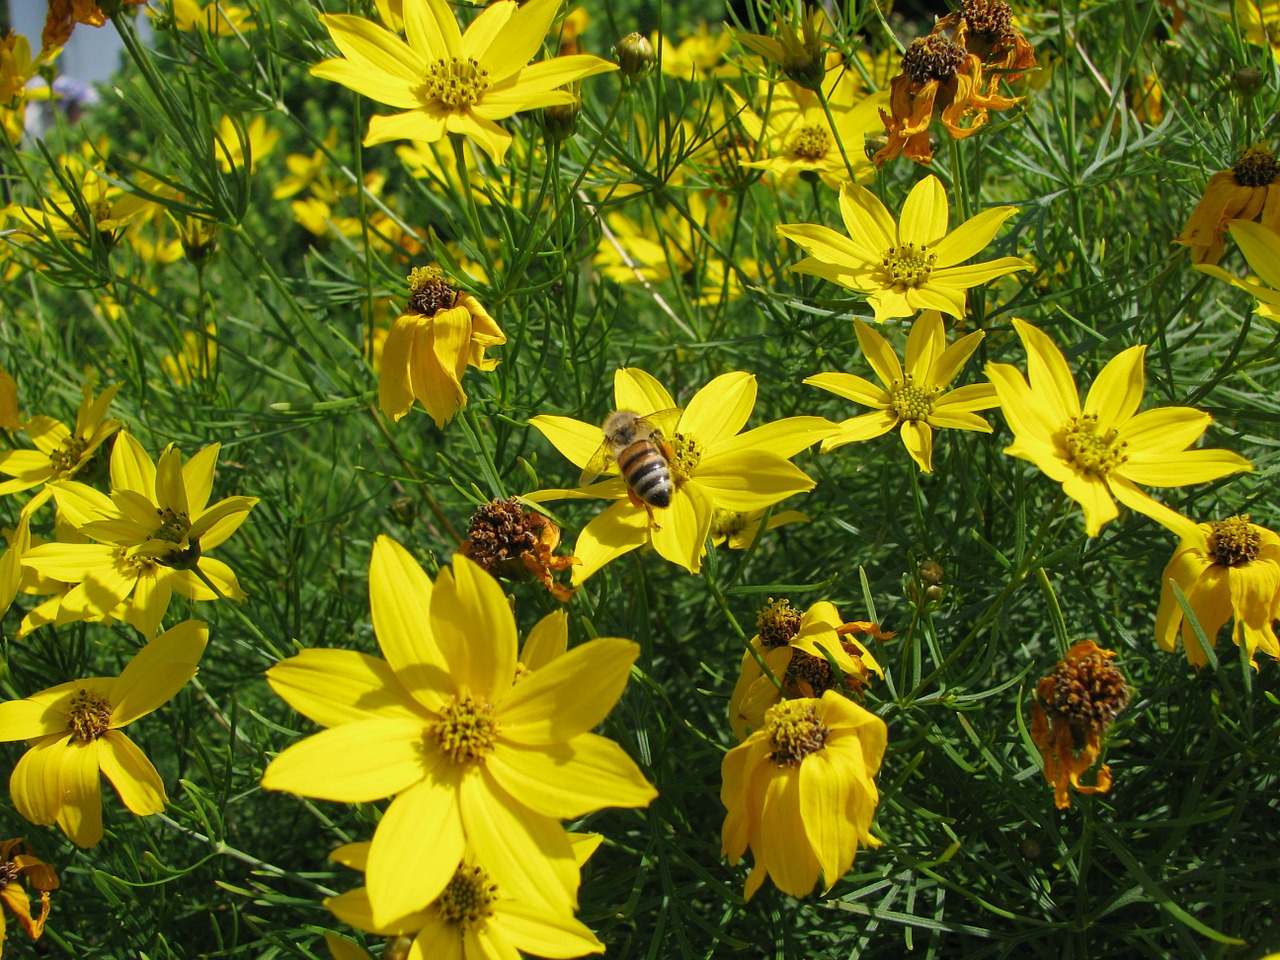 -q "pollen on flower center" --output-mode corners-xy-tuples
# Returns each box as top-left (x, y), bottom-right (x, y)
(1232, 143), (1279, 188)
(406, 266), (460, 317)
(115, 546), (158, 576)
(67, 689), (113, 743)
(1207, 514), (1261, 567)
(667, 433), (701, 482)
(765, 700), (829, 765)
(49, 435), (89, 476)
(0, 857), (16, 887)
(789, 125), (832, 161)
(889, 374), (940, 421)
(1046, 646), (1130, 742)
(881, 242), (937, 287)
(435, 863), (499, 929)
(431, 693), (499, 765)
(962, 0), (1015, 42)
(901, 34), (967, 84)
(418, 56), (491, 110)
(1062, 414), (1127, 475)
(757, 598), (802, 648)
(153, 506), (192, 543)
(711, 510), (749, 539)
